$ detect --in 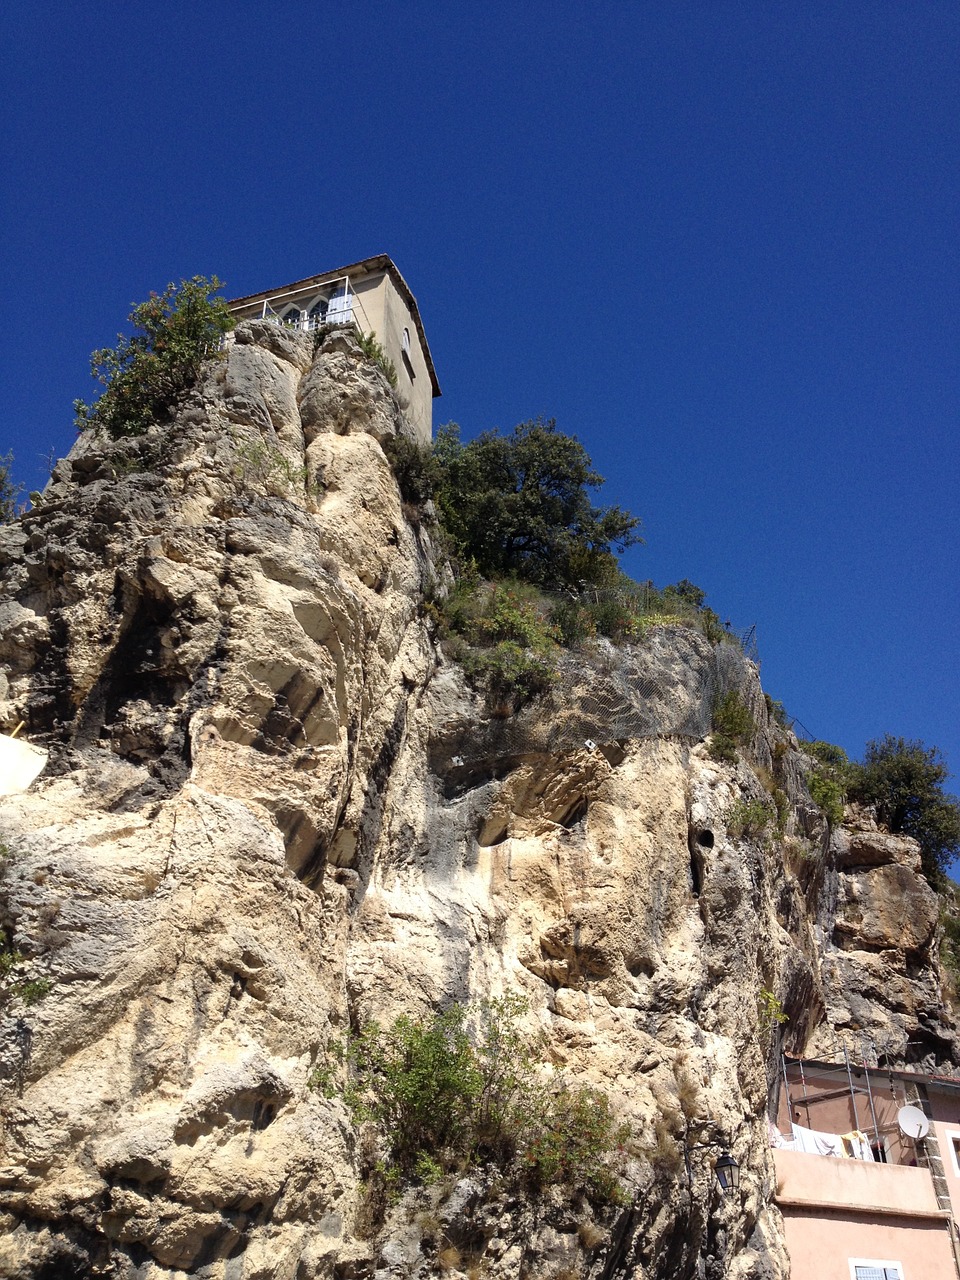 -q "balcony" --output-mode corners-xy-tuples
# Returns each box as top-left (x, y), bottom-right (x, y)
(774, 1147), (943, 1218)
